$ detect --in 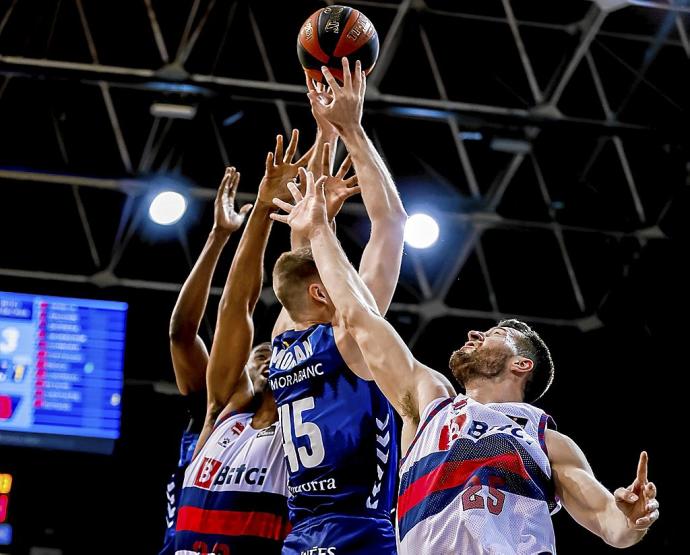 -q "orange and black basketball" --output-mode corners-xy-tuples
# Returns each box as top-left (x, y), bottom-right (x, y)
(297, 5), (379, 83)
